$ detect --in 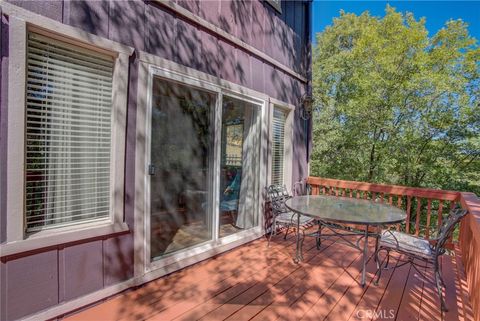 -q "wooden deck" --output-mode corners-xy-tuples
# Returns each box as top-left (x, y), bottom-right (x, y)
(64, 234), (474, 321)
